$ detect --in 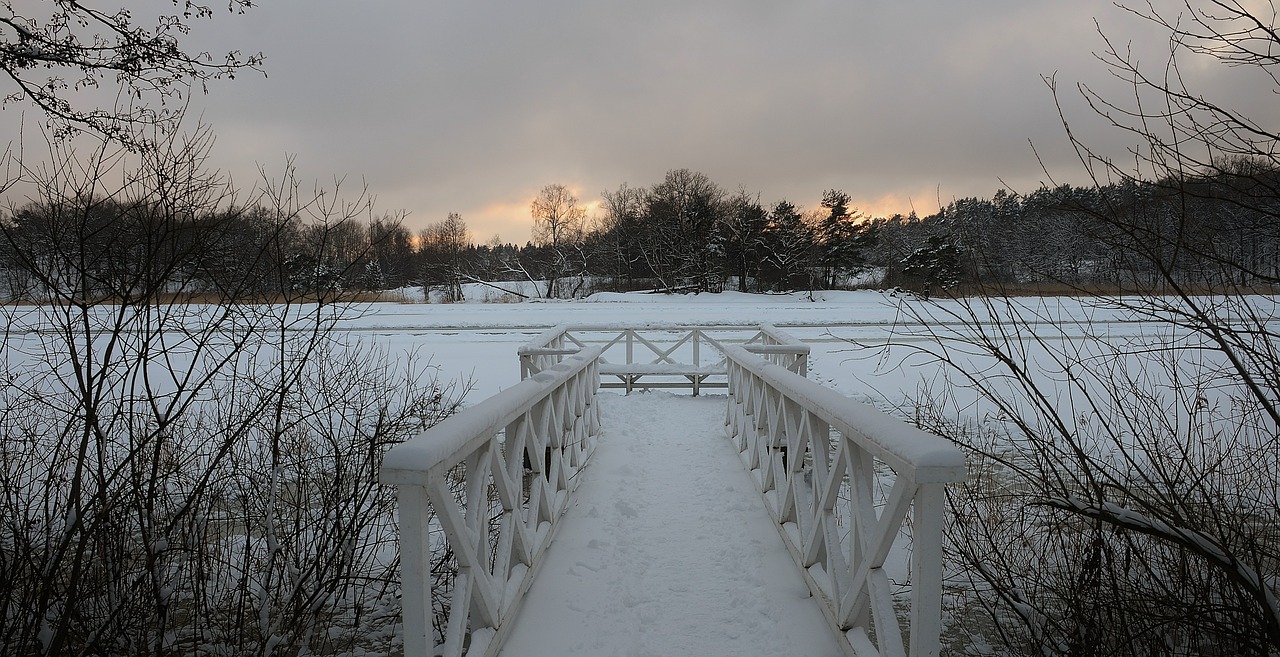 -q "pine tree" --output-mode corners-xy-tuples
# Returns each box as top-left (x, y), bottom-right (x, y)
(759, 200), (814, 291)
